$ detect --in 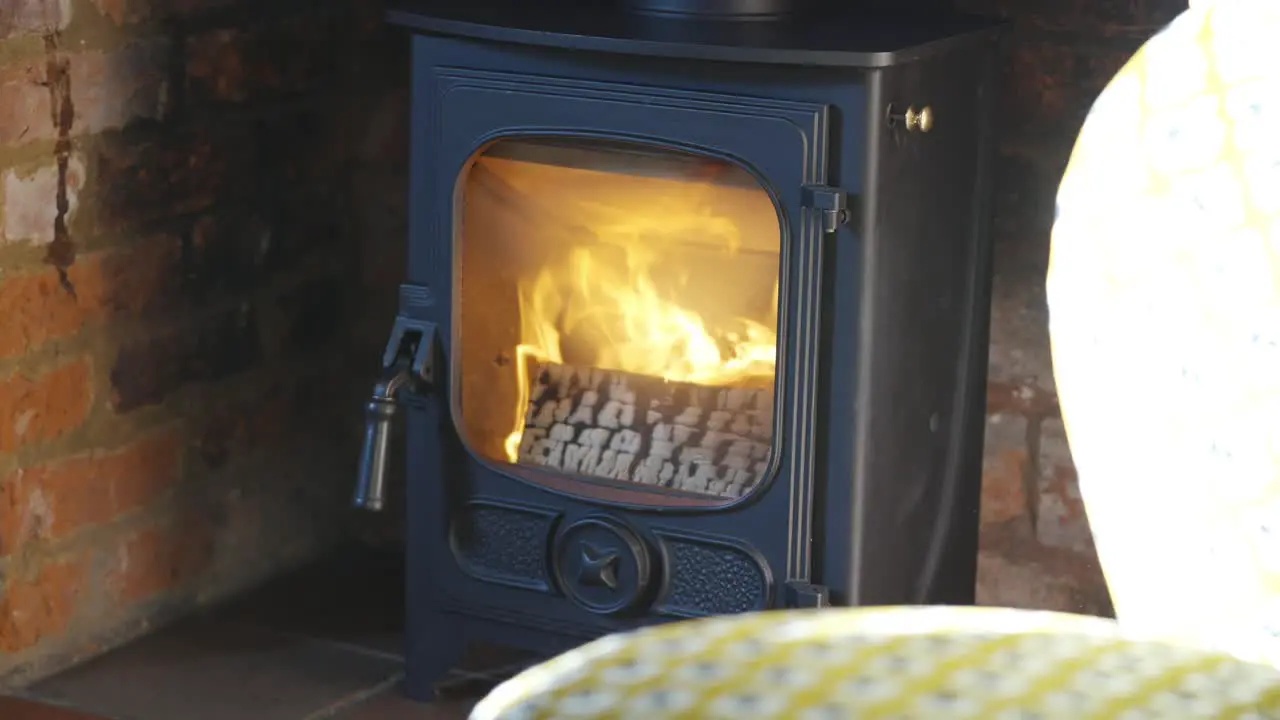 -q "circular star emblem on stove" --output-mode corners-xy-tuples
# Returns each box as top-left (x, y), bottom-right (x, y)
(552, 517), (654, 616)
